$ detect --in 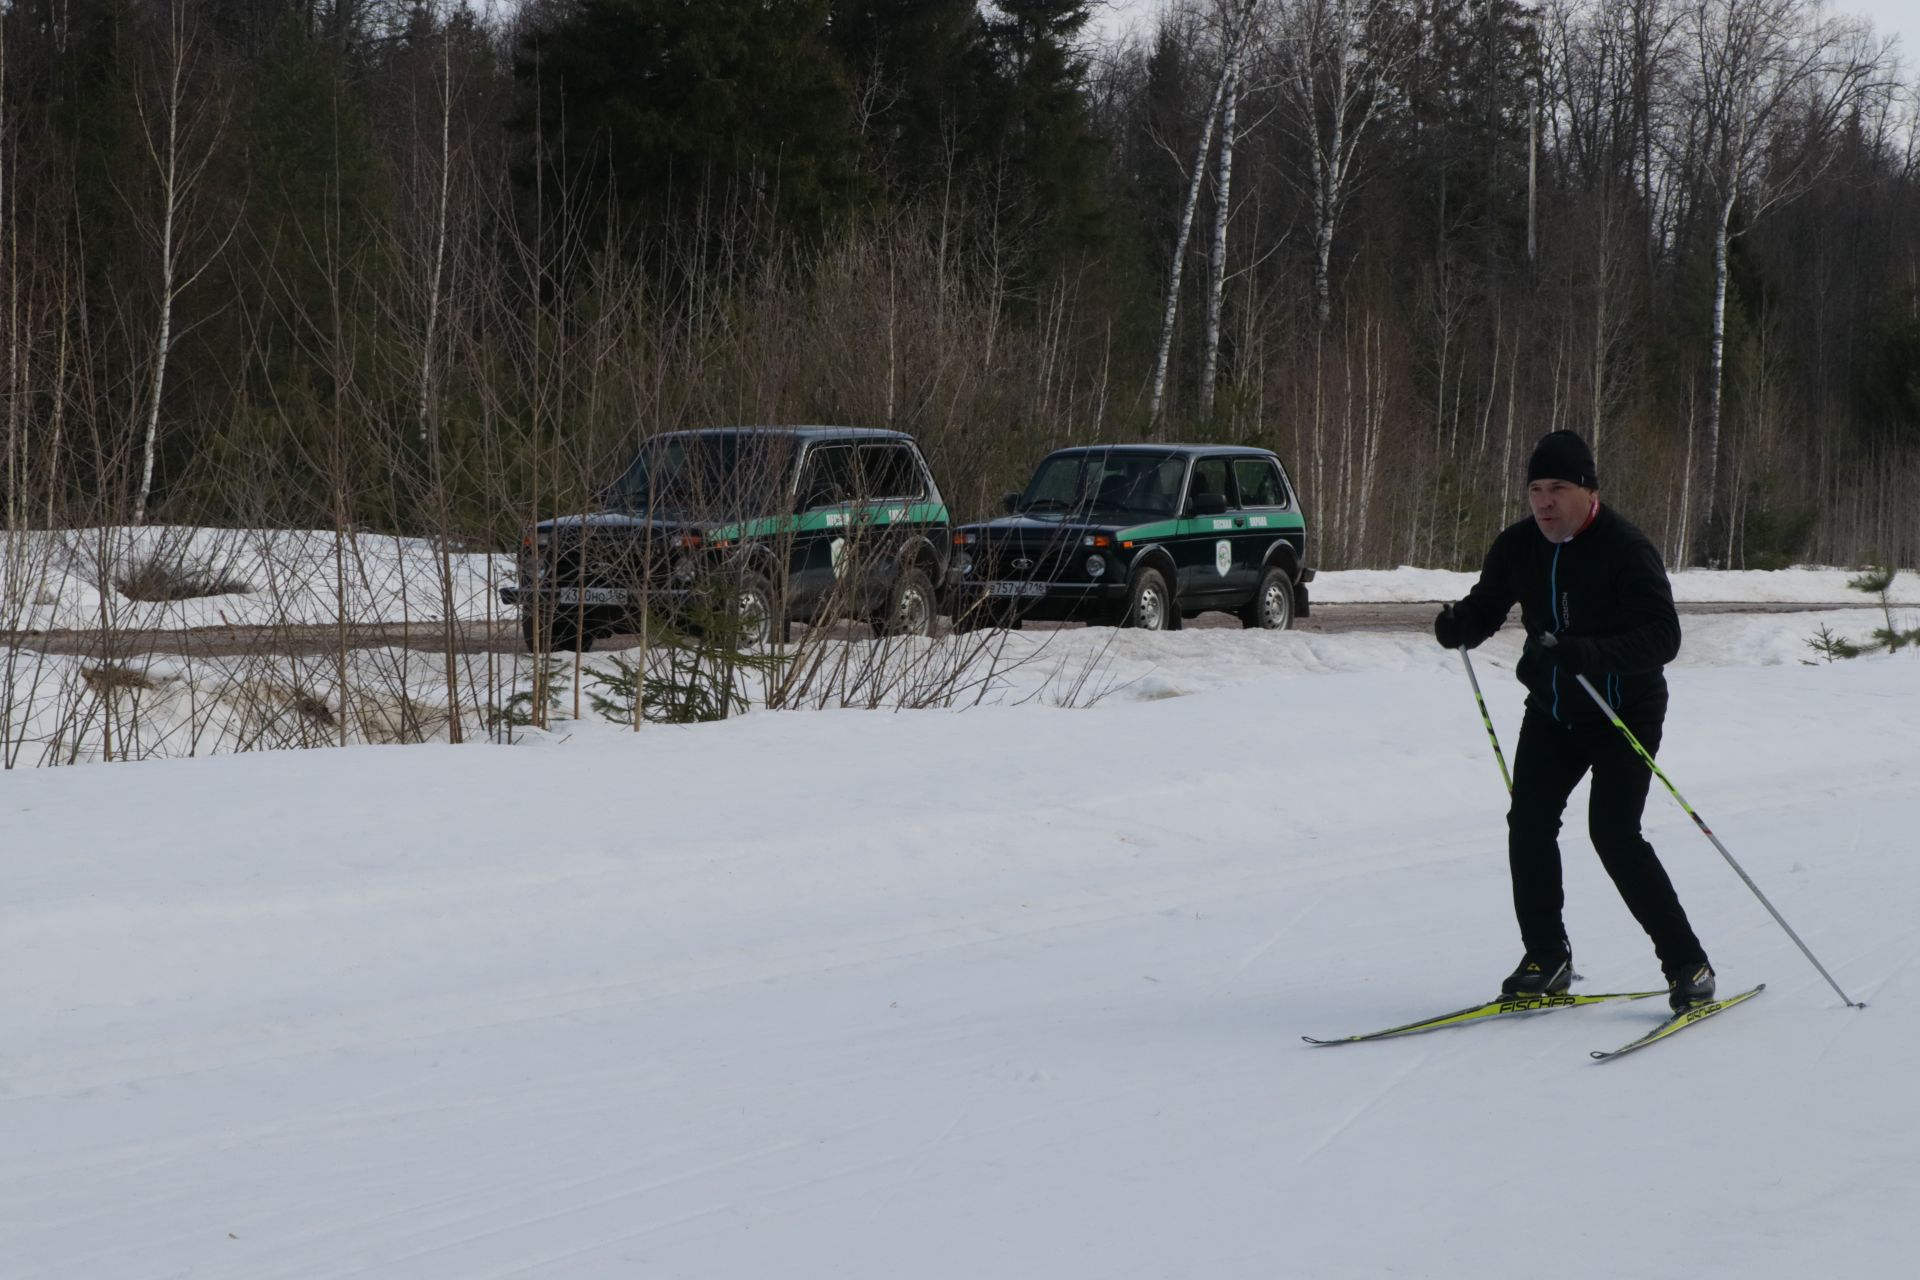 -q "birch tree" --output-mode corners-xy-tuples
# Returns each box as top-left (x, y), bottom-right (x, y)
(1197, 53), (1240, 420)
(127, 0), (229, 526)
(1674, 0), (1883, 562)
(1273, 0), (1410, 330)
(1148, 0), (1258, 424)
